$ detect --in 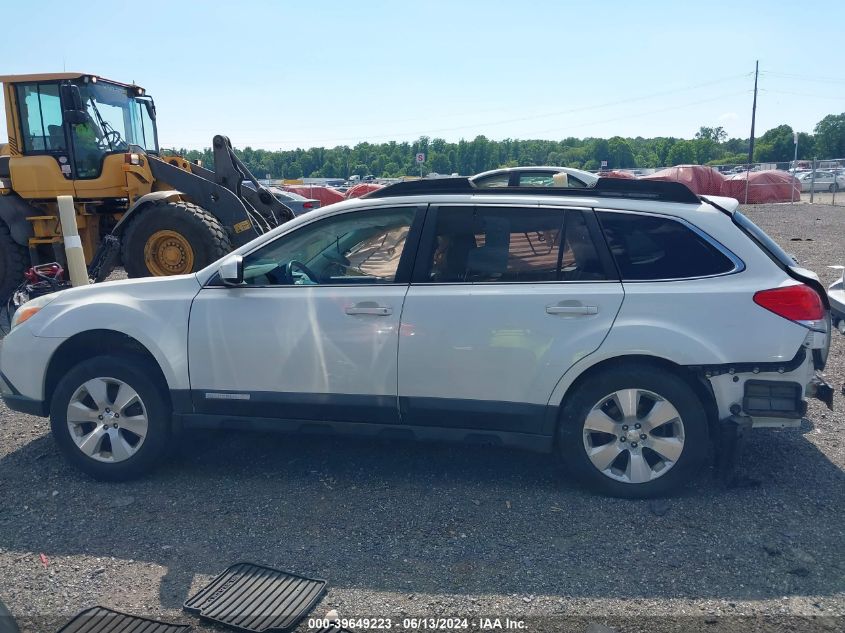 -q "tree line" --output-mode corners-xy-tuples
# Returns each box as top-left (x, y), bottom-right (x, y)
(171, 112), (845, 180)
